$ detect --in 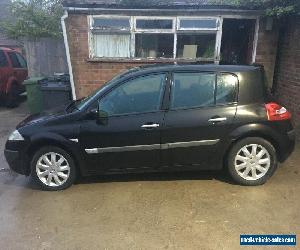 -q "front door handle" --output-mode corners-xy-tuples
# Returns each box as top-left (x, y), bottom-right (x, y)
(208, 117), (227, 123)
(141, 123), (160, 129)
